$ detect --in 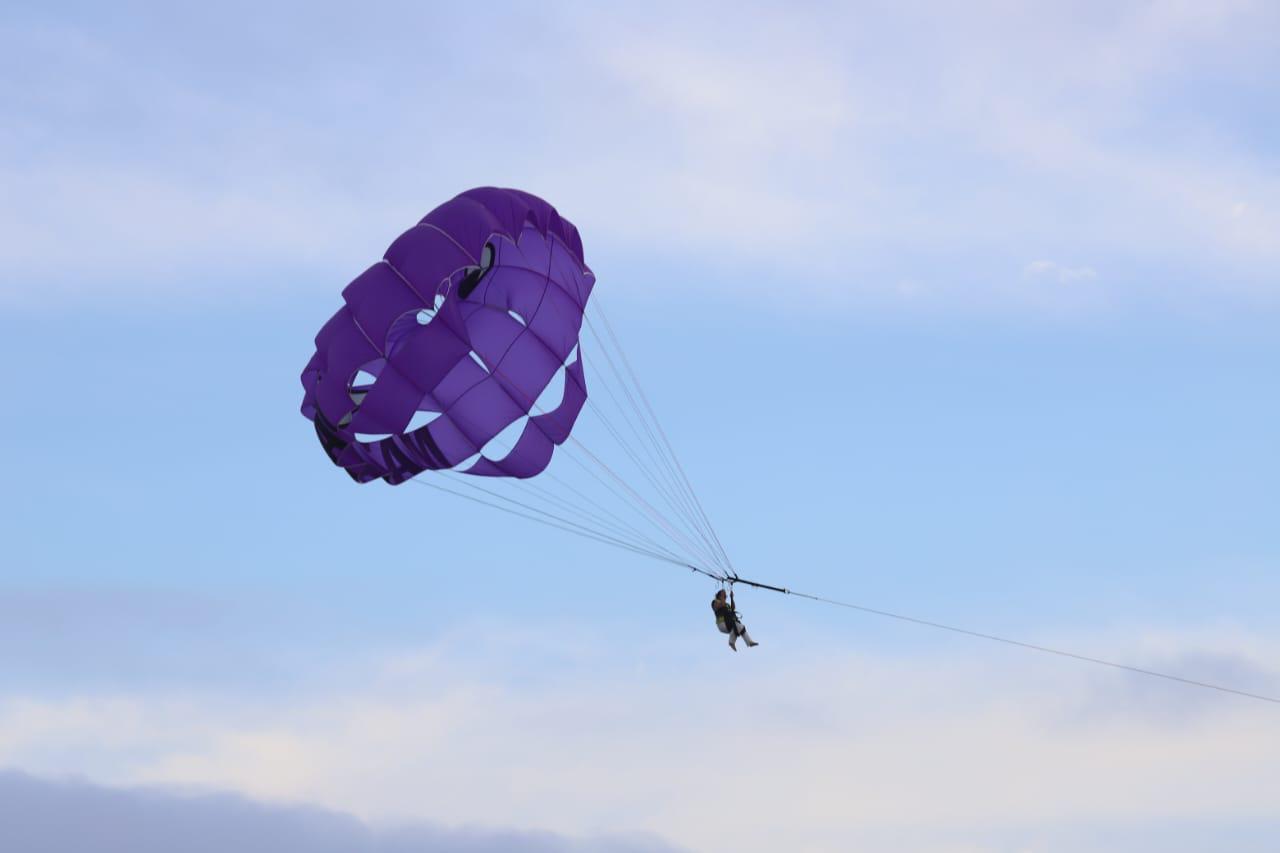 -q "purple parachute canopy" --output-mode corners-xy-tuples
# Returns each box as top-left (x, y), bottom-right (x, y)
(300, 187), (595, 484)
